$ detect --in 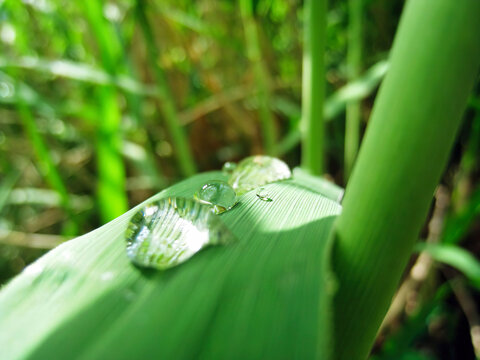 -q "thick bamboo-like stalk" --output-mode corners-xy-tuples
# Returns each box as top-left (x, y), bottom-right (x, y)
(239, 0), (277, 155)
(136, 2), (197, 176)
(331, 1), (480, 359)
(344, 0), (363, 180)
(301, 0), (327, 175)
